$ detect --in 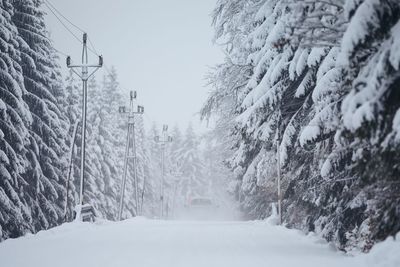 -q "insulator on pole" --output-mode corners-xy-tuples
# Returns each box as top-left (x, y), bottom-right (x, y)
(119, 106), (126, 114)
(83, 33), (87, 43)
(66, 56), (71, 67)
(130, 91), (137, 101)
(99, 56), (103, 66)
